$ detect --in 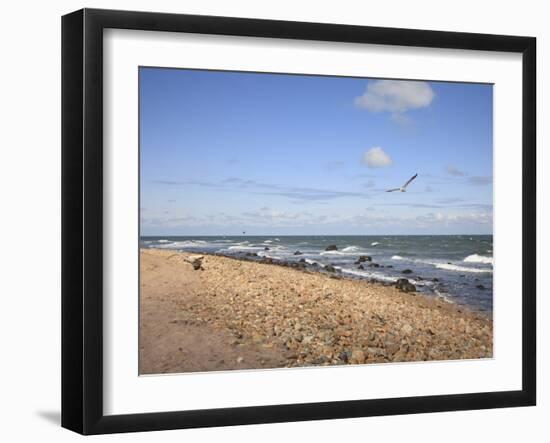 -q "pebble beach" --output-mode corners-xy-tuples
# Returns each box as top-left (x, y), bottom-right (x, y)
(139, 248), (493, 374)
